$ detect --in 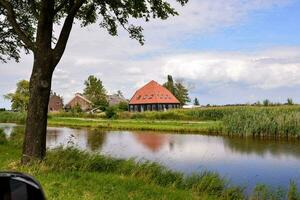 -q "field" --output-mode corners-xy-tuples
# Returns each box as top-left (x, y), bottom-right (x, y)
(1, 129), (299, 200)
